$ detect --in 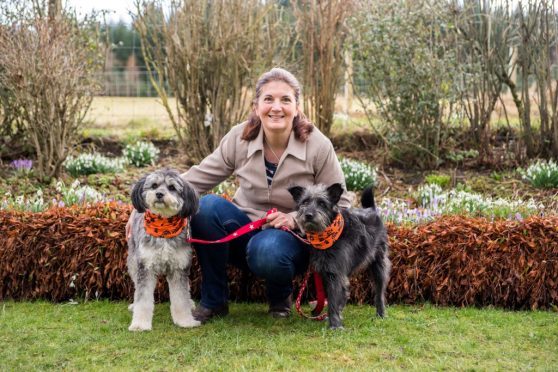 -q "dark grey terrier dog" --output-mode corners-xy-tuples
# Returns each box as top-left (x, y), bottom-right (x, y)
(288, 183), (391, 329)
